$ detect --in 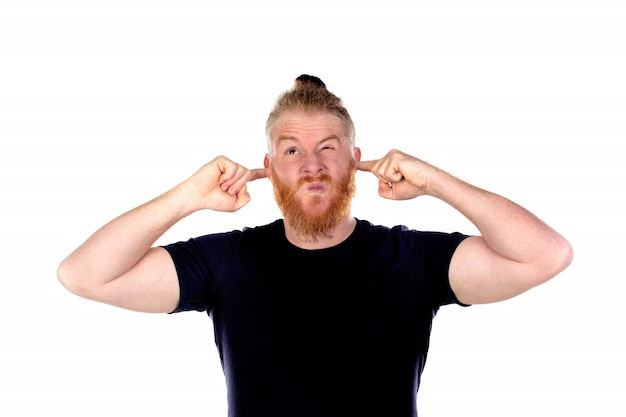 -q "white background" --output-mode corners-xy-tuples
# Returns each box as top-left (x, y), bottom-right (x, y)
(1, 1), (624, 416)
